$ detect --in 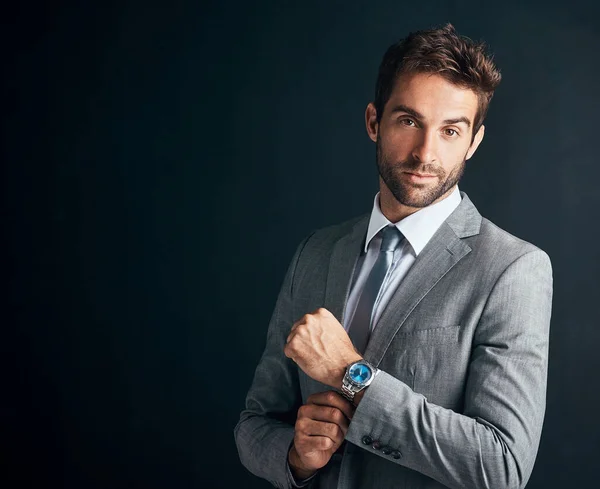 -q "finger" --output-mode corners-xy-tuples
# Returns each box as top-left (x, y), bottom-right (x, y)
(286, 317), (305, 343)
(312, 307), (332, 318)
(292, 313), (310, 330)
(299, 404), (350, 434)
(295, 434), (335, 452)
(307, 391), (356, 421)
(297, 418), (346, 442)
